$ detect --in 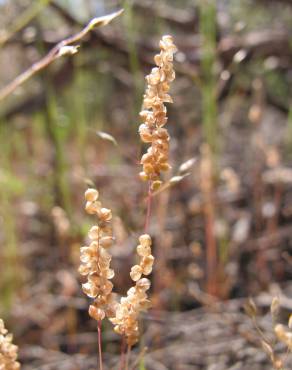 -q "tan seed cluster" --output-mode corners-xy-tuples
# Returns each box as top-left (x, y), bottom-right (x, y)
(80, 188), (116, 321)
(139, 35), (177, 186)
(130, 234), (154, 281)
(0, 319), (20, 370)
(110, 235), (154, 346)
